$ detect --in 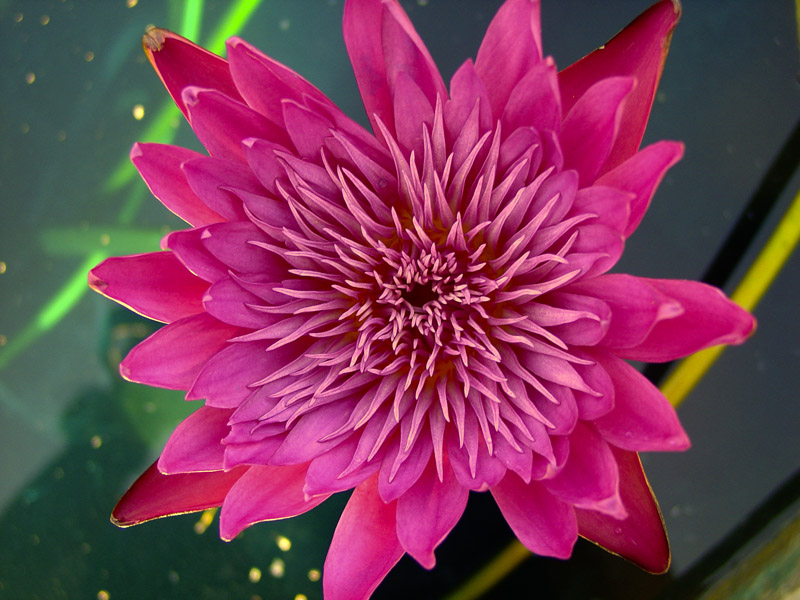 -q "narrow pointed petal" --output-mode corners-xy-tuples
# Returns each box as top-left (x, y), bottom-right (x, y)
(158, 406), (232, 474)
(396, 458), (468, 569)
(187, 340), (271, 406)
(560, 76), (635, 185)
(120, 313), (241, 389)
(591, 350), (689, 451)
(131, 143), (223, 226)
(474, 0), (543, 119)
(323, 475), (404, 600)
(491, 473), (578, 559)
(219, 463), (329, 541)
(576, 447), (671, 573)
(559, 0), (681, 172)
(616, 278), (756, 362)
(343, 0), (445, 137)
(142, 28), (242, 120)
(111, 461), (247, 527)
(543, 422), (626, 518)
(596, 140), (684, 237)
(89, 251), (207, 323)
